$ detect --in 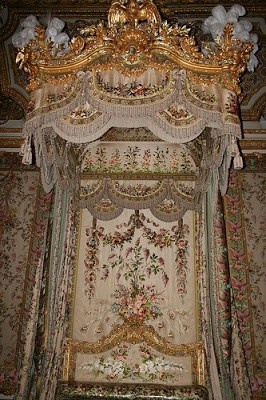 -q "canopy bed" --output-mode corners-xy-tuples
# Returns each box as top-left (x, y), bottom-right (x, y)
(11, 1), (259, 399)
